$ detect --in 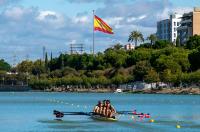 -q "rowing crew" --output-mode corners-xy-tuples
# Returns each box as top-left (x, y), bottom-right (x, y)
(93, 100), (116, 118)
